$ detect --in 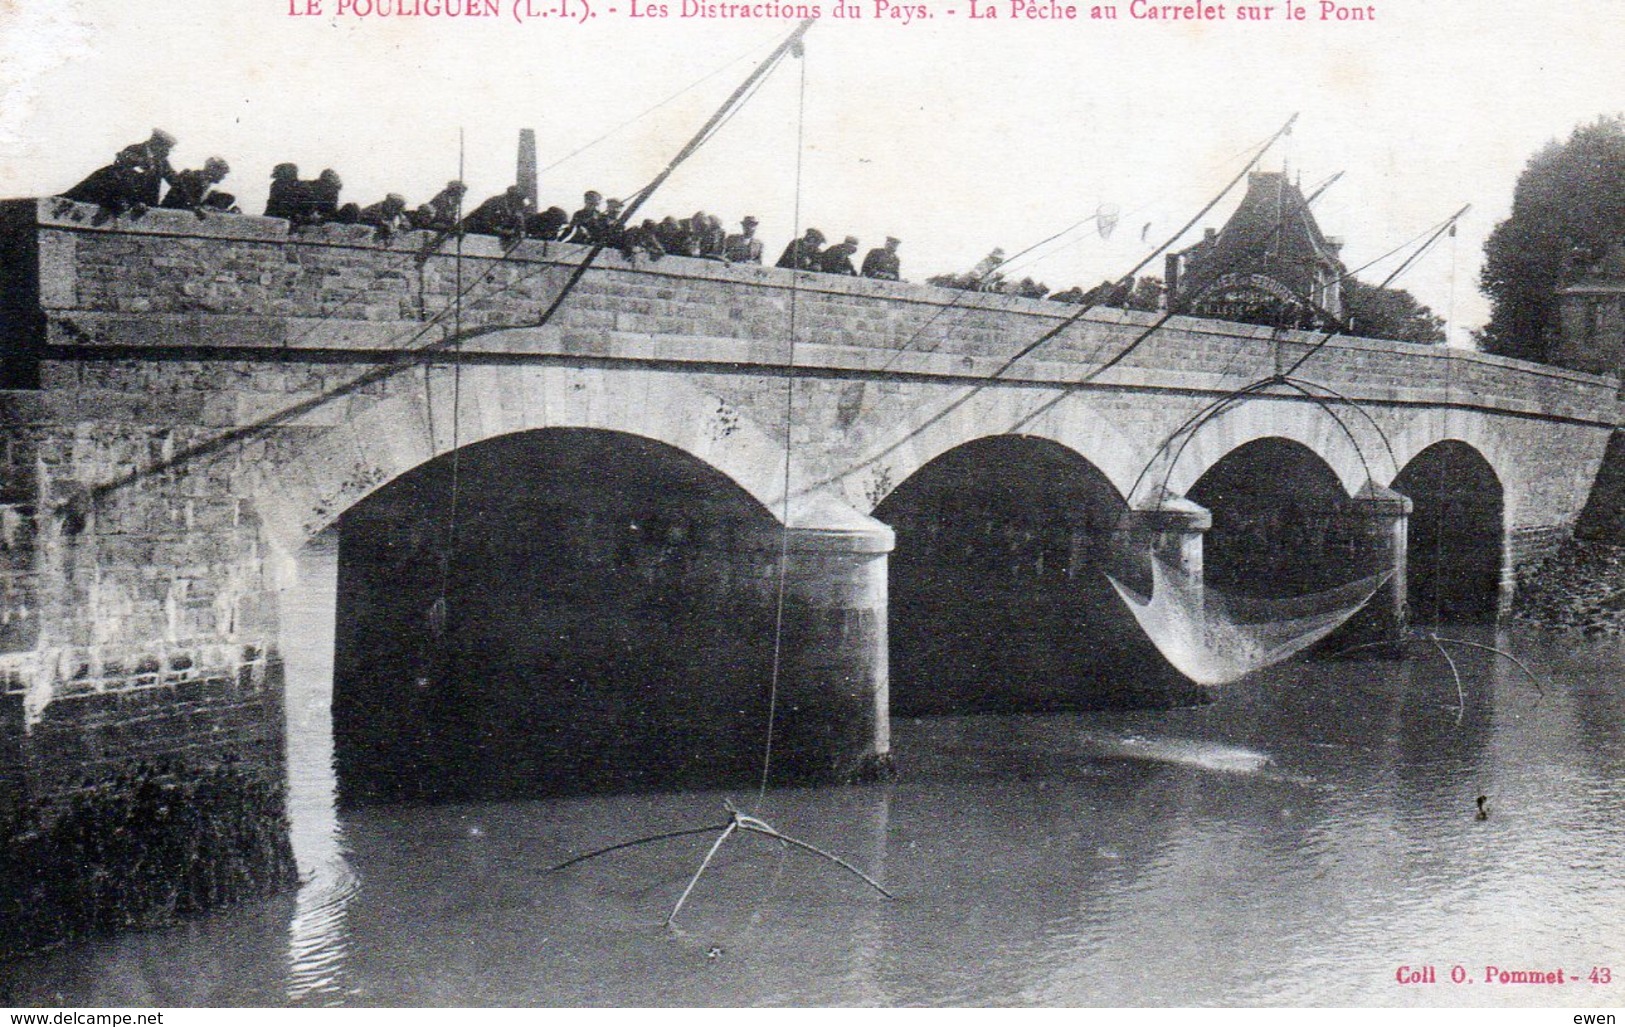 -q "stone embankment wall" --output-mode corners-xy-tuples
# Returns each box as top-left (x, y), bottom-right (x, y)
(1514, 429), (1625, 634)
